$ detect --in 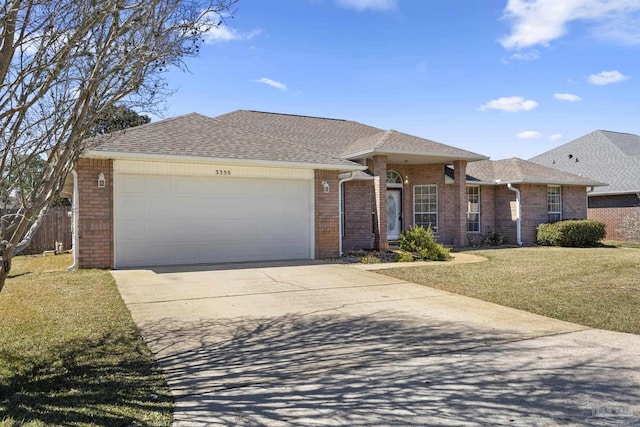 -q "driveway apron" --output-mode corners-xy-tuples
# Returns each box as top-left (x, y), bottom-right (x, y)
(112, 261), (640, 426)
